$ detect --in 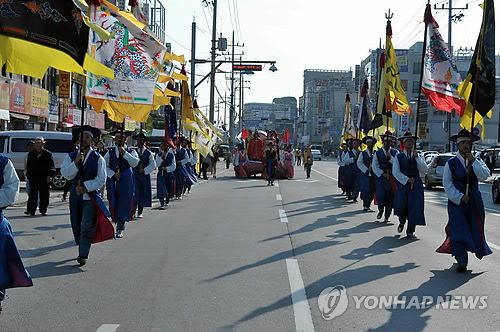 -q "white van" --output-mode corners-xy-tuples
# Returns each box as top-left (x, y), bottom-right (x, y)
(0, 131), (73, 189)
